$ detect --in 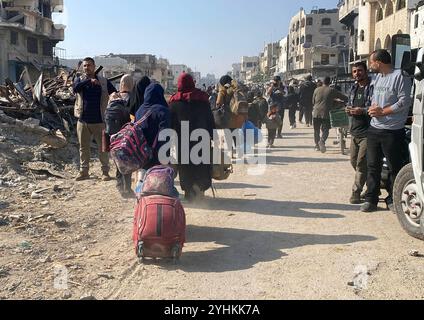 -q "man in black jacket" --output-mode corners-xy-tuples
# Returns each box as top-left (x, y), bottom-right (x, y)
(346, 62), (372, 205)
(299, 75), (317, 127)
